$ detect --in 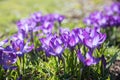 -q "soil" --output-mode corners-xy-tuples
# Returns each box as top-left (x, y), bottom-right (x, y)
(109, 60), (120, 80)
